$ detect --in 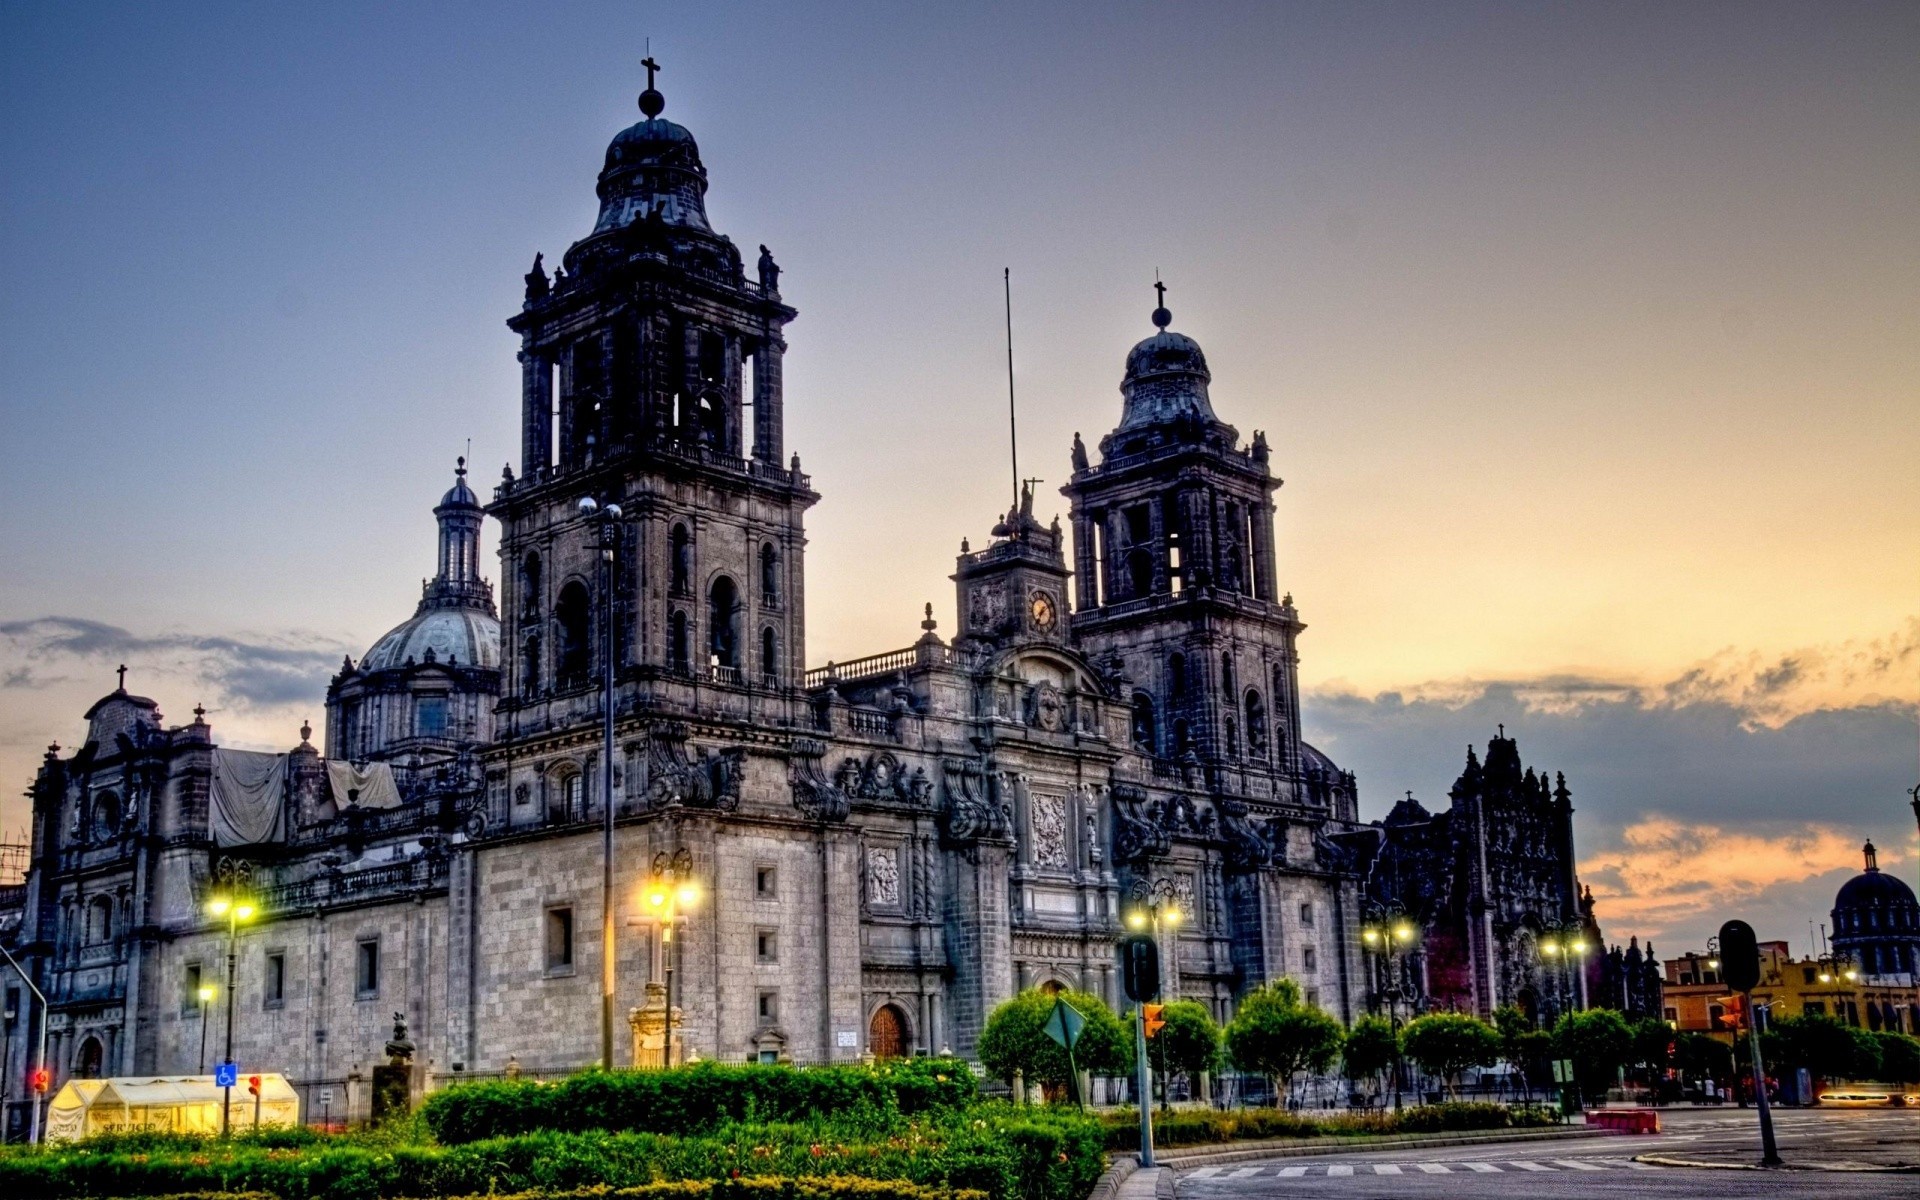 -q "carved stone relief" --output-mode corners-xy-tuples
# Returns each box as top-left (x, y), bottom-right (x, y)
(1029, 791), (1069, 869)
